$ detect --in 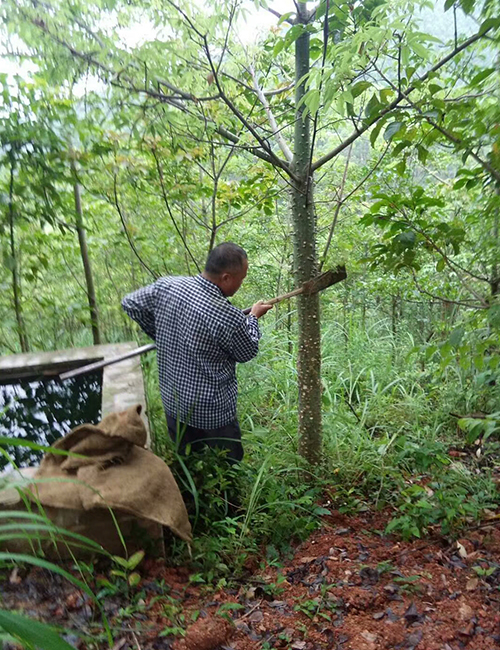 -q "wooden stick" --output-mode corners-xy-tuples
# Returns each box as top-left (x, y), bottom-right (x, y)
(59, 343), (156, 380)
